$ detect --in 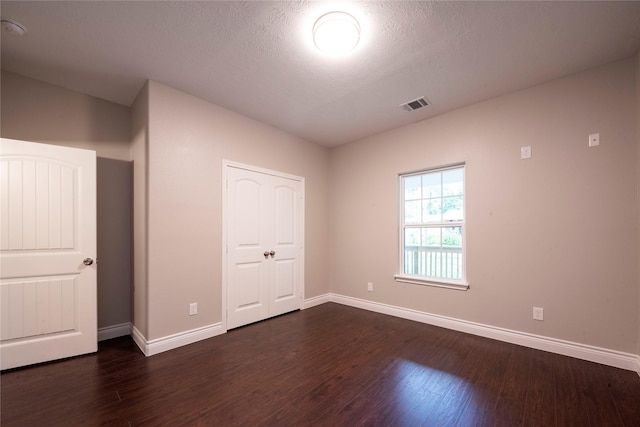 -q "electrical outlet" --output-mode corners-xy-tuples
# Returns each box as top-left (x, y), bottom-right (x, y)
(367, 282), (373, 292)
(533, 307), (543, 321)
(189, 303), (198, 316)
(520, 146), (532, 159)
(588, 133), (600, 147)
